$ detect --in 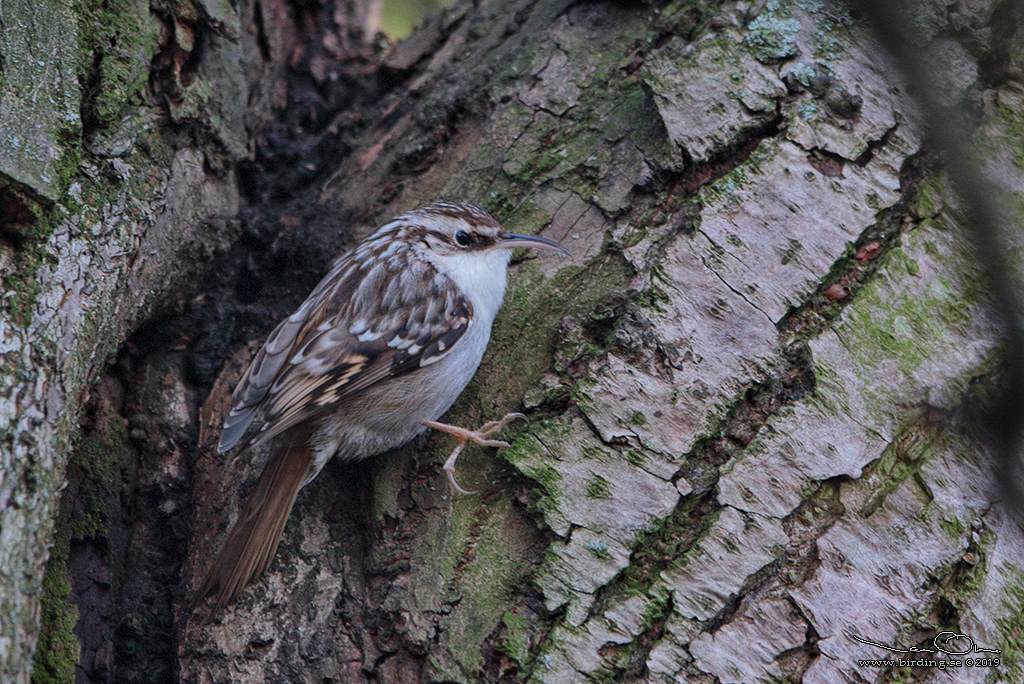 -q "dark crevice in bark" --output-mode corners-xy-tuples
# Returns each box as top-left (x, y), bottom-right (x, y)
(531, 336), (817, 678)
(58, 0), (390, 680)
(595, 592), (674, 682)
(78, 46), (108, 141)
(669, 111), (786, 196)
(0, 182), (44, 250)
(240, 28), (390, 206)
(779, 478), (846, 575)
(776, 146), (943, 341)
(147, 12), (210, 117)
(657, 479), (845, 679)
(774, 597), (823, 680)
(64, 334), (203, 683)
(852, 123), (898, 167)
(60, 376), (135, 684)
(801, 123), (897, 174)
